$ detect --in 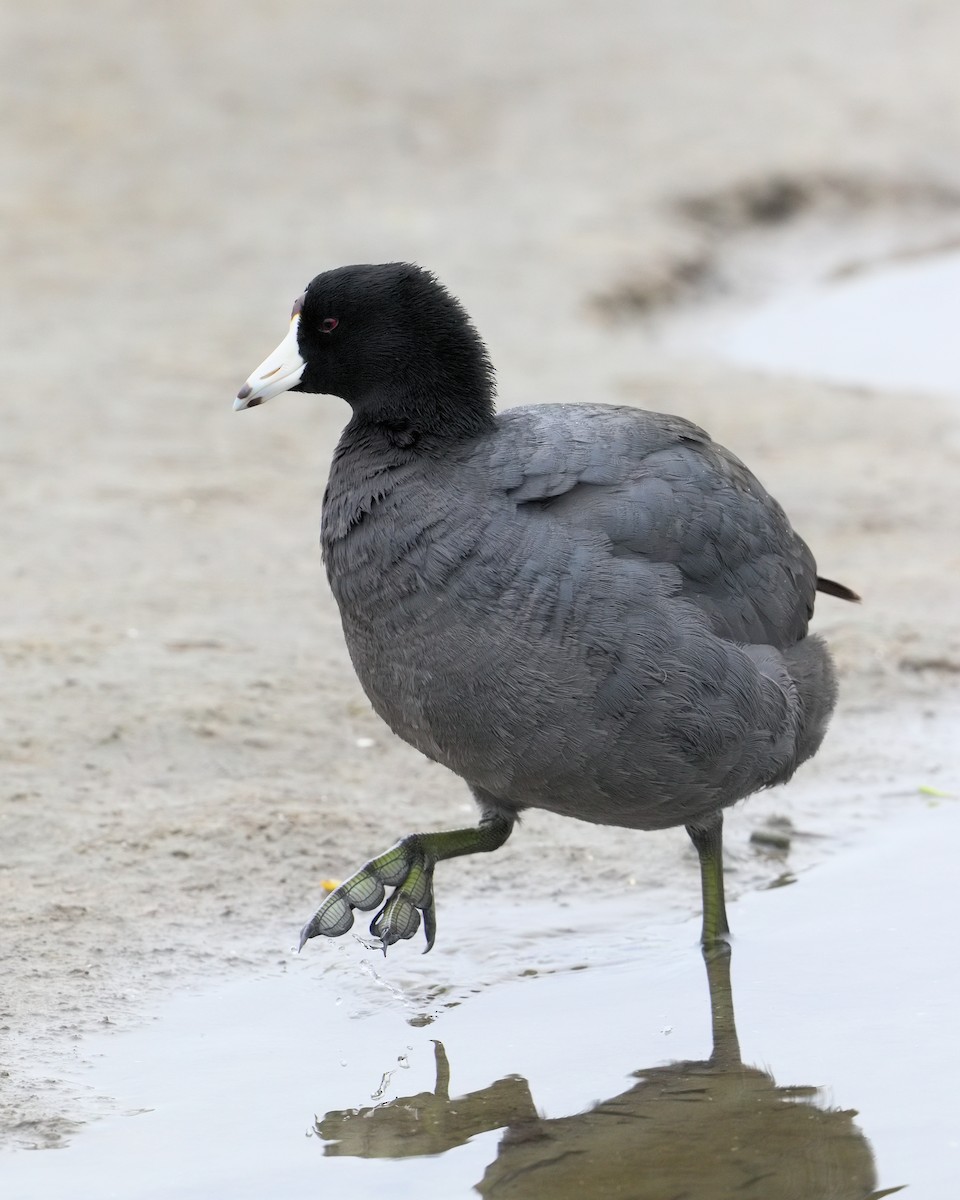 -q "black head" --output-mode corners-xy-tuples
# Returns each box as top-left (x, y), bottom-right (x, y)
(236, 263), (496, 440)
